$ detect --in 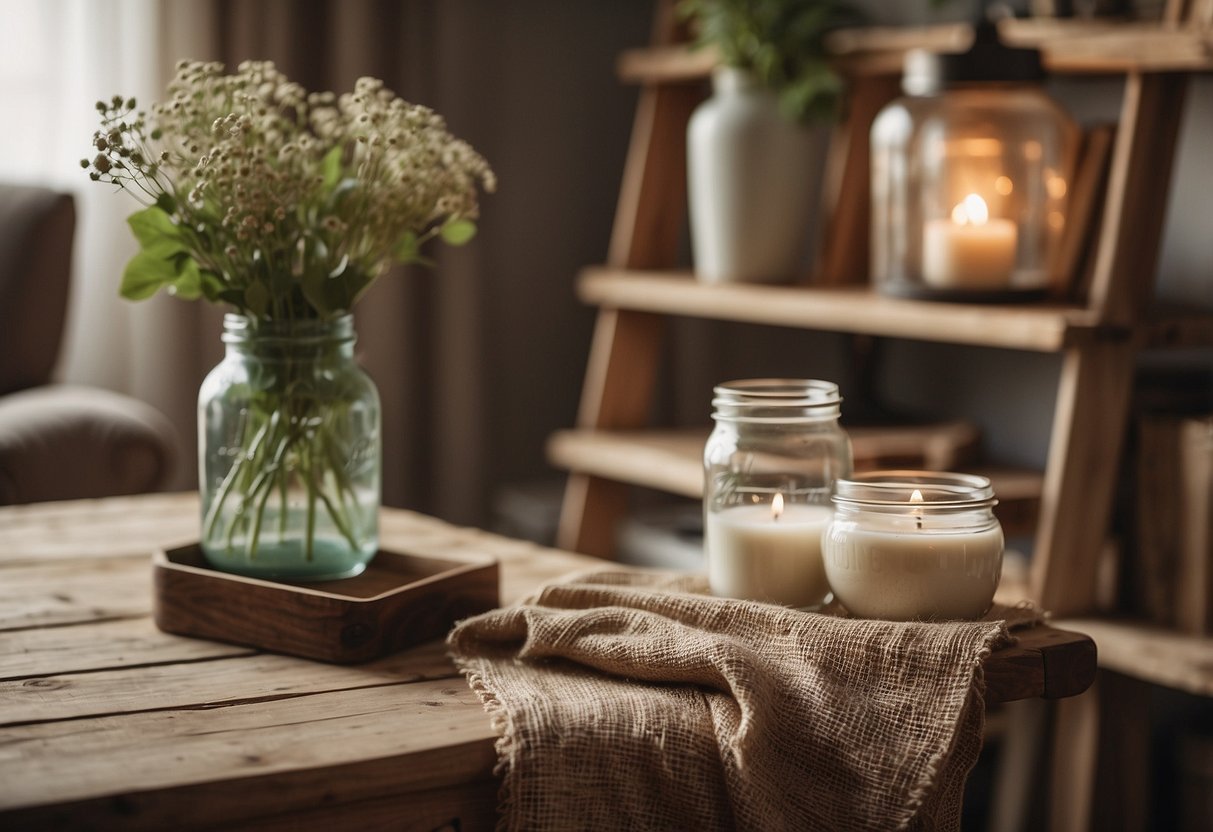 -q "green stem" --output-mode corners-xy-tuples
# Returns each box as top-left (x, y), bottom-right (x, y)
(203, 414), (272, 543)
